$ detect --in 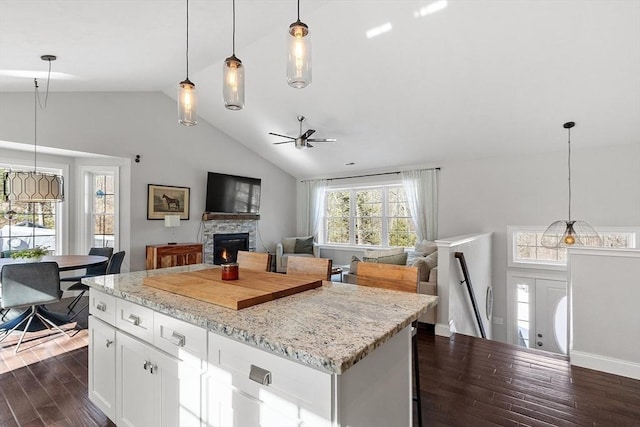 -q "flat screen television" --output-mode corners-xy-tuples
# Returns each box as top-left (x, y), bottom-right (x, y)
(205, 172), (261, 214)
